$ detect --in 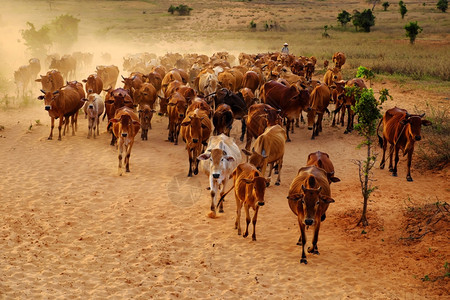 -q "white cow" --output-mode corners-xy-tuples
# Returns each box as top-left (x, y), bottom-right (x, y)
(198, 134), (242, 218)
(83, 93), (105, 138)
